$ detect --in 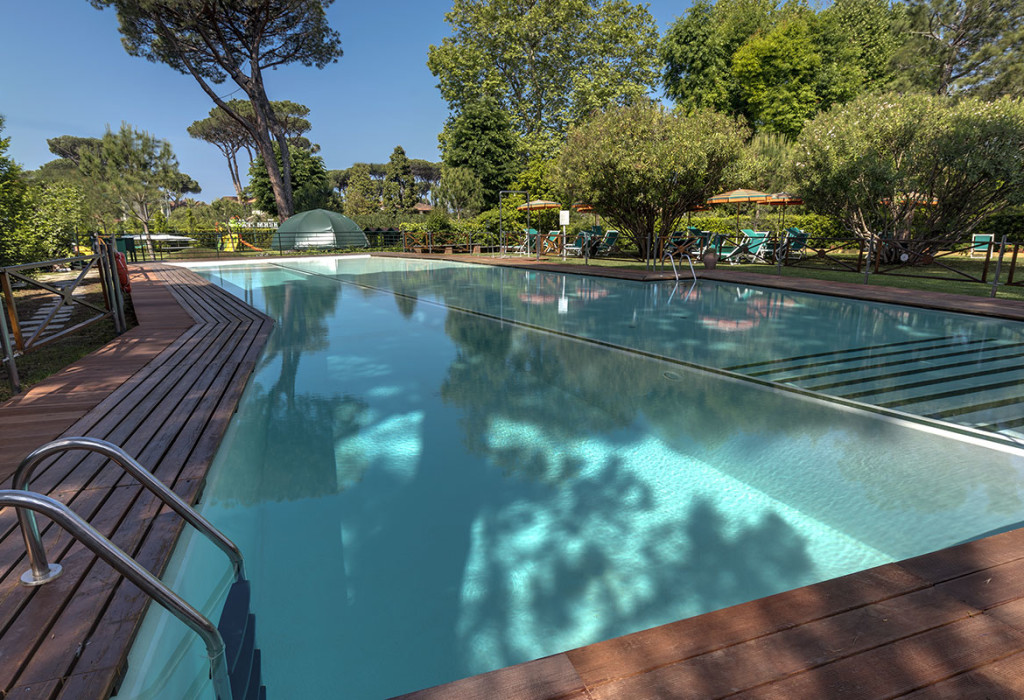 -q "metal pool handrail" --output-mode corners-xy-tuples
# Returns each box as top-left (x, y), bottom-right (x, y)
(0, 490), (234, 700)
(13, 436), (245, 585)
(662, 247), (697, 282)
